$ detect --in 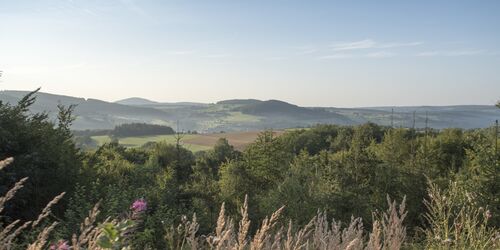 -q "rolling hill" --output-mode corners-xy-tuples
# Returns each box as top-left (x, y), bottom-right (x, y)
(0, 90), (170, 130)
(1, 90), (499, 131)
(115, 97), (159, 106)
